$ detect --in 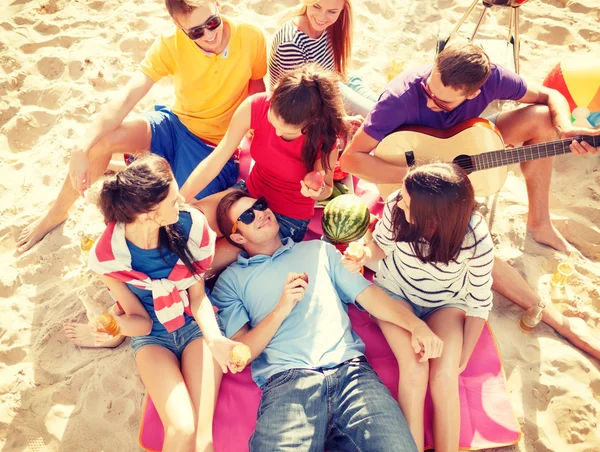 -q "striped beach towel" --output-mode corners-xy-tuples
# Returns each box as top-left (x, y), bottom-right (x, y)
(88, 207), (215, 332)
